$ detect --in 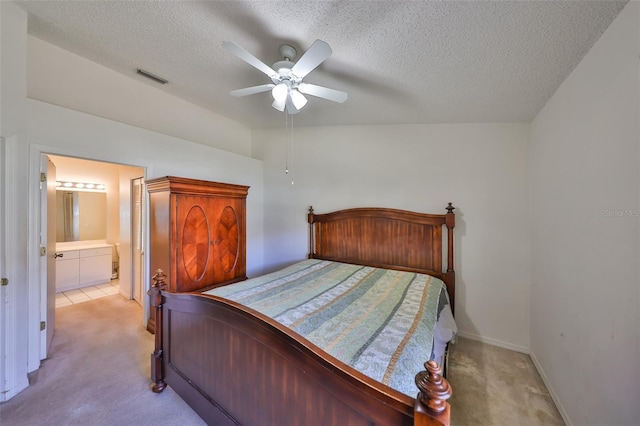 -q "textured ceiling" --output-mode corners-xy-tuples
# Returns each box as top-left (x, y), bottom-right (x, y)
(17, 0), (628, 129)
